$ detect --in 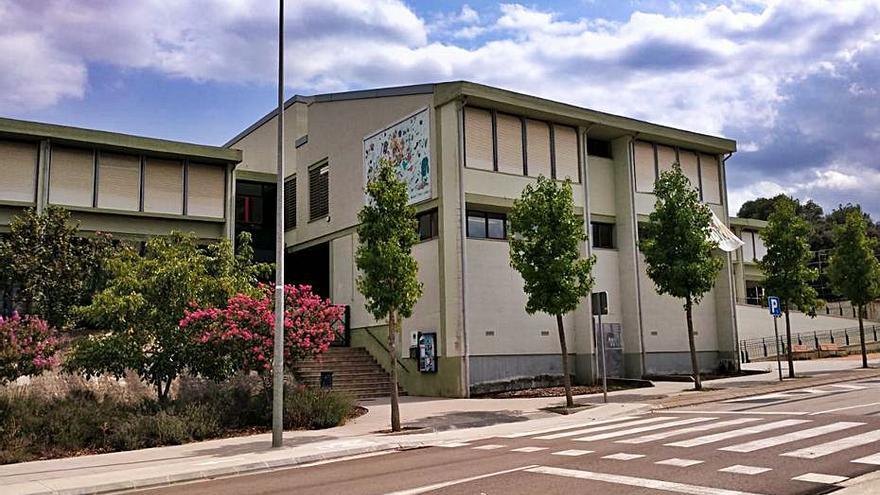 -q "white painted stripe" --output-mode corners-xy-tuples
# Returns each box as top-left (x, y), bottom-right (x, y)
(852, 453), (880, 465)
(725, 393), (792, 403)
(602, 453), (645, 461)
(828, 384), (867, 390)
(791, 473), (849, 484)
(781, 429), (880, 459)
(619, 417), (761, 444)
(291, 450), (396, 468)
(472, 444), (506, 450)
(720, 422), (864, 453)
(719, 465), (771, 476)
(659, 410), (808, 416)
(536, 416), (678, 440)
(809, 401), (880, 415)
(575, 417), (716, 442)
(552, 449), (593, 457)
(656, 458), (704, 467)
(500, 416), (636, 438)
(525, 466), (767, 495)
(510, 446), (547, 453)
(385, 465), (540, 495)
(436, 442), (471, 448)
(666, 419), (811, 448)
